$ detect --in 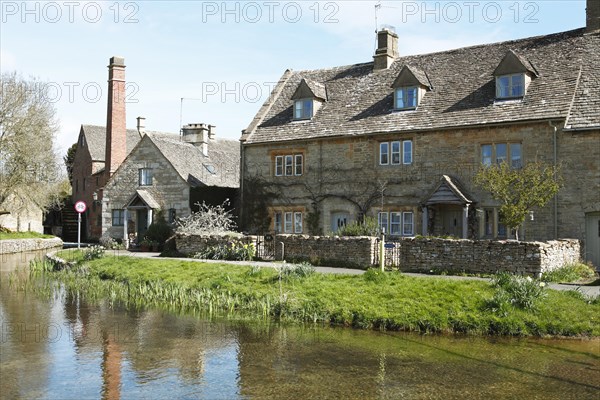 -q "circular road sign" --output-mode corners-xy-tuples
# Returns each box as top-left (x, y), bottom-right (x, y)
(74, 201), (87, 214)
